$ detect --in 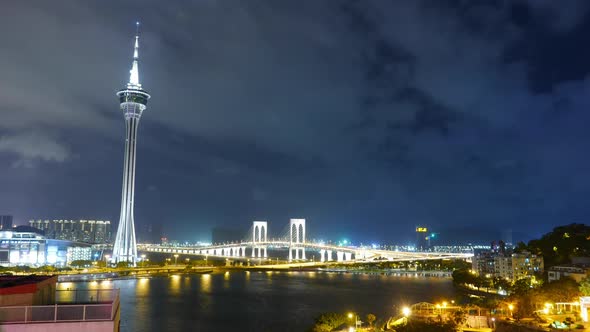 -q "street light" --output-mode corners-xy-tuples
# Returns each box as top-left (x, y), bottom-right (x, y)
(174, 254), (179, 265)
(347, 312), (360, 329)
(508, 304), (514, 318)
(402, 307), (411, 317)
